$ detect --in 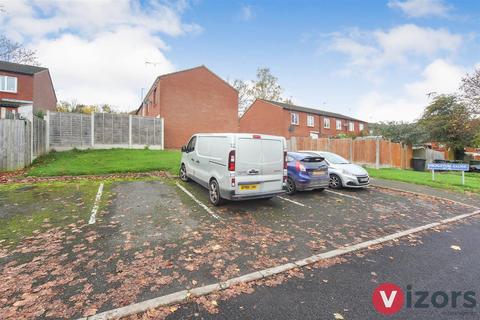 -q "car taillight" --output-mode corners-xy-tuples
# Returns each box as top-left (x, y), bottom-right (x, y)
(295, 161), (306, 172)
(284, 151), (287, 169)
(228, 150), (235, 171)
